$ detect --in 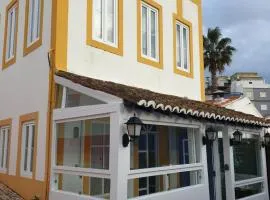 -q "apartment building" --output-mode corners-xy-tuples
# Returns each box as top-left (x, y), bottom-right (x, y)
(231, 72), (270, 117)
(0, 1), (269, 200)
